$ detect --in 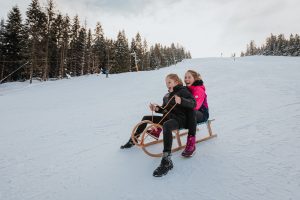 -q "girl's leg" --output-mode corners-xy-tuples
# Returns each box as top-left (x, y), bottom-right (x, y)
(197, 106), (209, 123)
(162, 119), (179, 153)
(196, 110), (205, 123)
(153, 119), (178, 177)
(187, 110), (197, 136)
(182, 110), (198, 157)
